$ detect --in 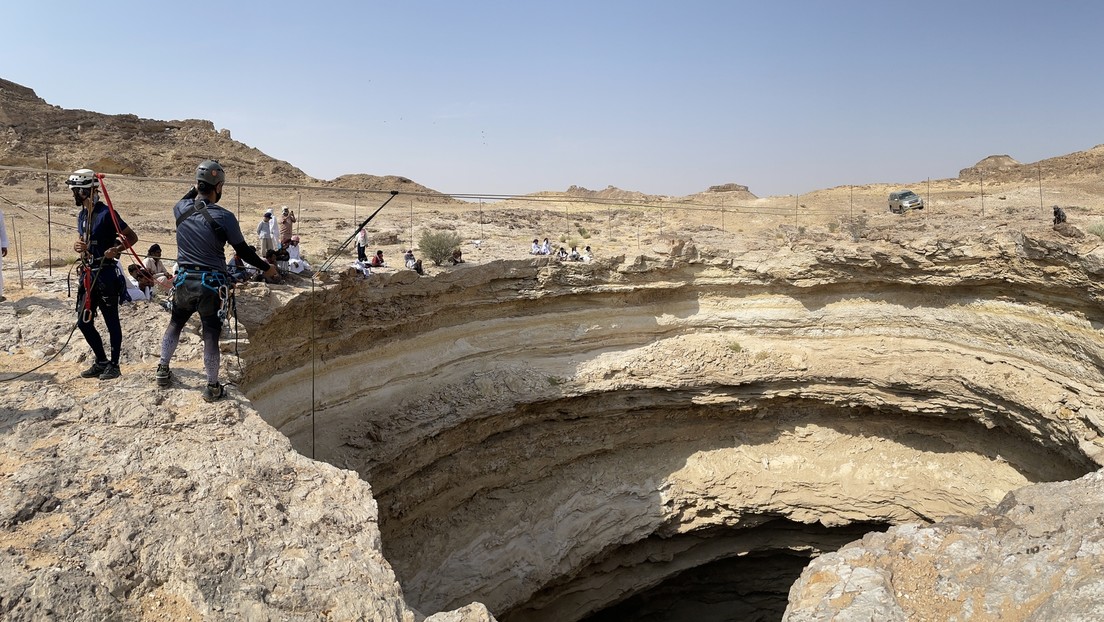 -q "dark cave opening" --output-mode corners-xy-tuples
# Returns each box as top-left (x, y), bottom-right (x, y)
(499, 521), (891, 622)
